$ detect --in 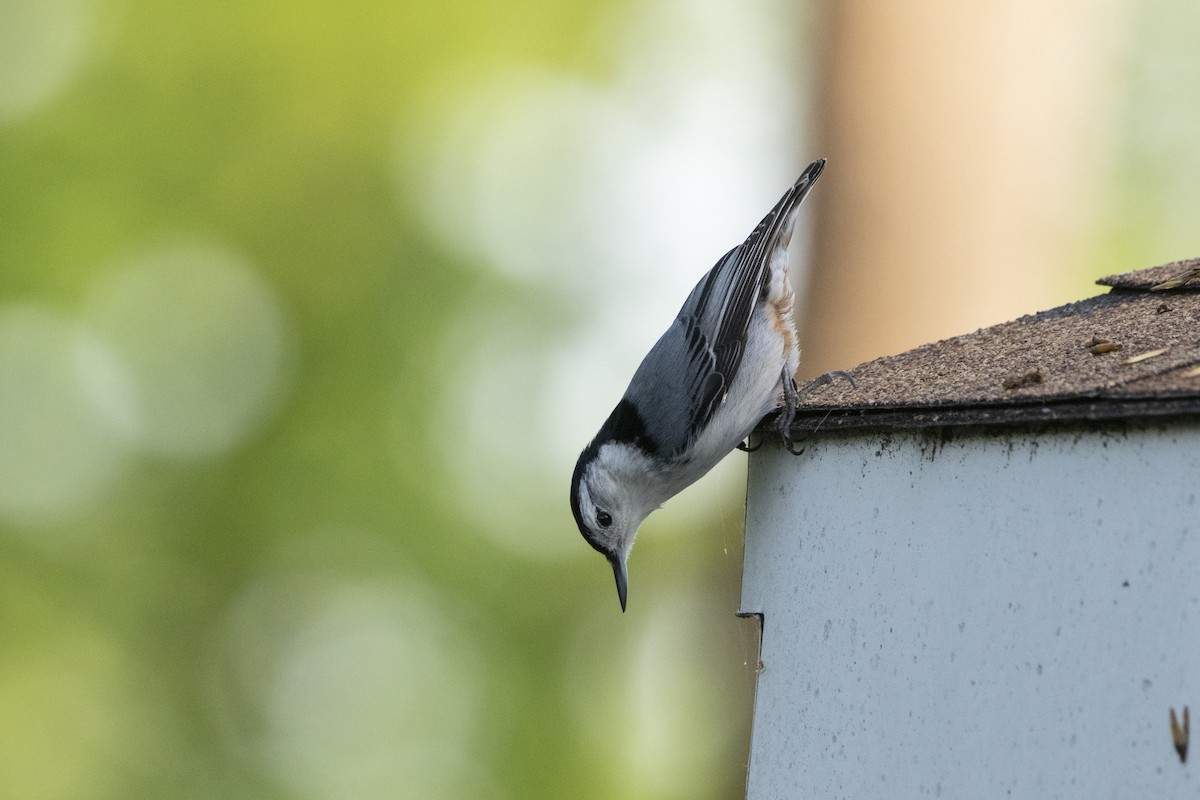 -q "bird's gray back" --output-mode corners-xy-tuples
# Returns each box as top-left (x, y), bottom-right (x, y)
(621, 165), (823, 459)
